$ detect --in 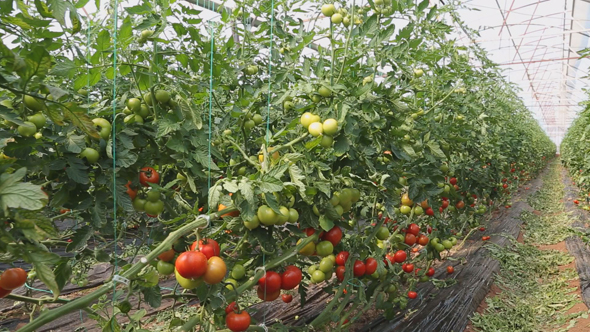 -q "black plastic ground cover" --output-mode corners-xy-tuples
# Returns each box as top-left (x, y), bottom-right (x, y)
(561, 167), (590, 309)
